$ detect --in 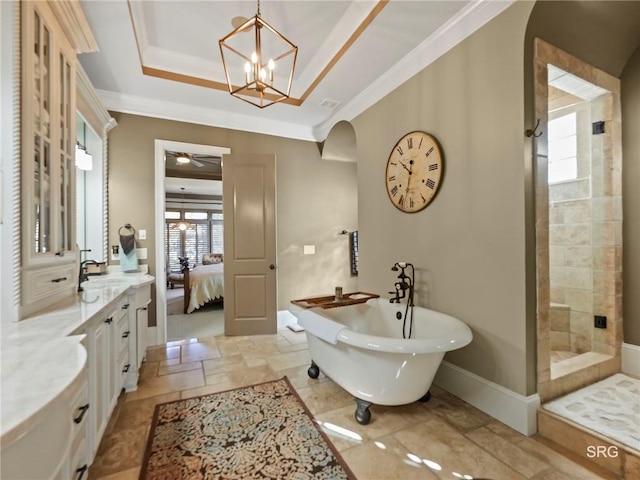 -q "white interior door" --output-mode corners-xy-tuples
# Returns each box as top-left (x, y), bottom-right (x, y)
(223, 153), (277, 335)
